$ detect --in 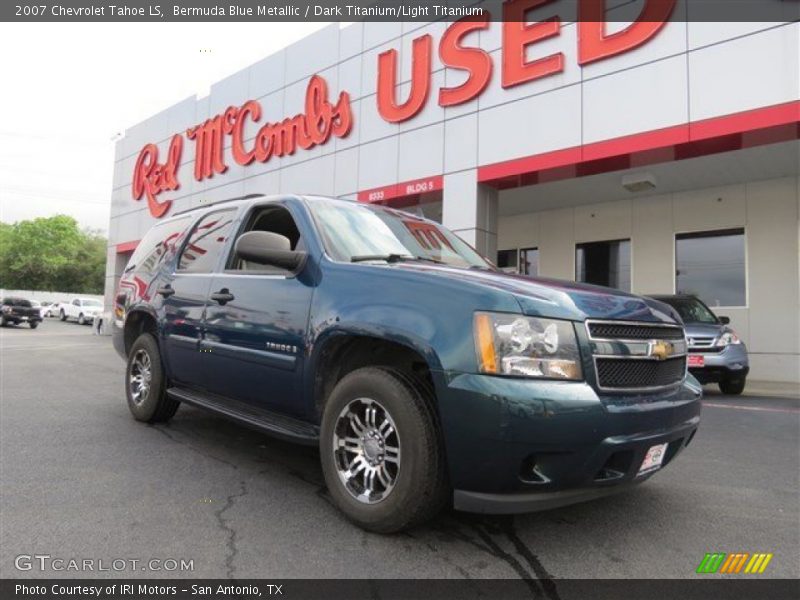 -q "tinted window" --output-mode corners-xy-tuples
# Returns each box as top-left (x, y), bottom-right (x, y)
(676, 229), (745, 307)
(179, 210), (237, 273)
(576, 239), (631, 292)
(4, 298), (32, 307)
(658, 297), (718, 324)
(229, 206), (303, 272)
(126, 216), (193, 277)
(520, 247), (539, 276)
(308, 198), (489, 269)
(497, 249), (518, 272)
